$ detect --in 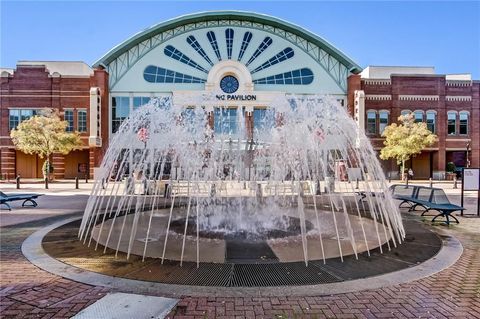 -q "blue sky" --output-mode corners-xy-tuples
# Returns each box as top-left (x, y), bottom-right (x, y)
(1, 1), (479, 78)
